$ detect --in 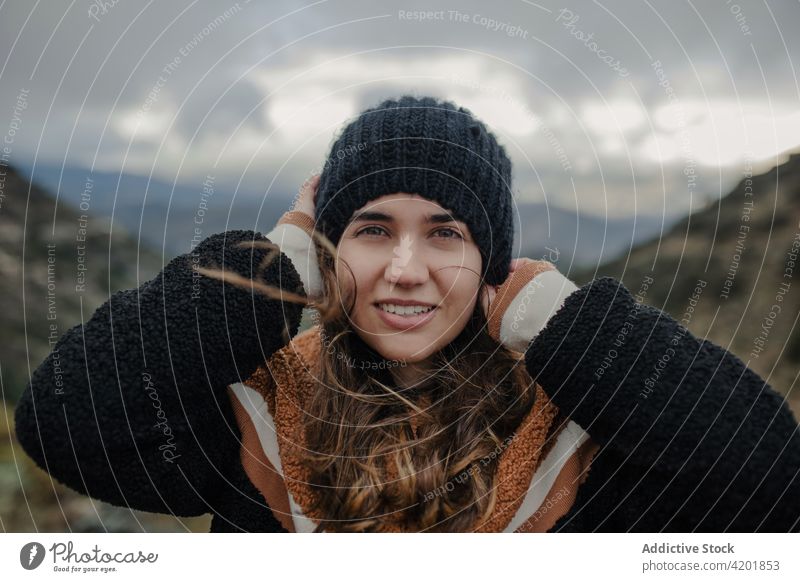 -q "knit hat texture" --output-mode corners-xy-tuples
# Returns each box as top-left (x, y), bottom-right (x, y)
(314, 95), (514, 286)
